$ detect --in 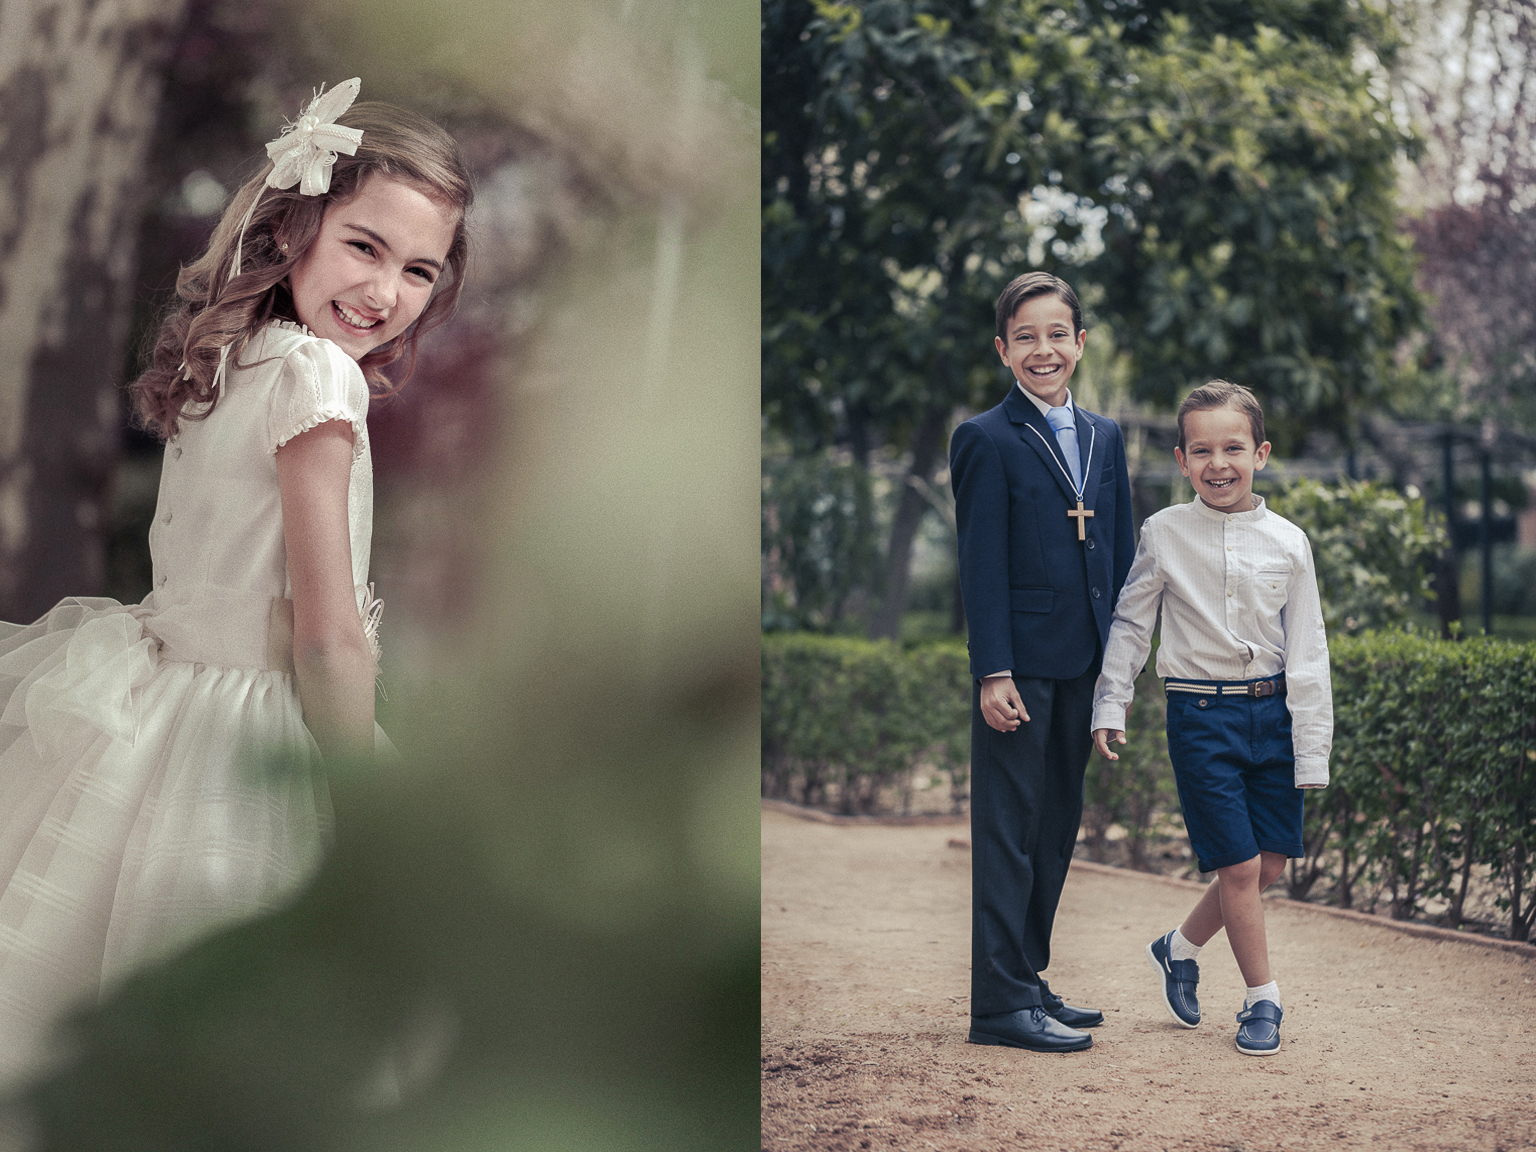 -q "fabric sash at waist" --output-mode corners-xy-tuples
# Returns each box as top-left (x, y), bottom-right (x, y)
(137, 587), (294, 674)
